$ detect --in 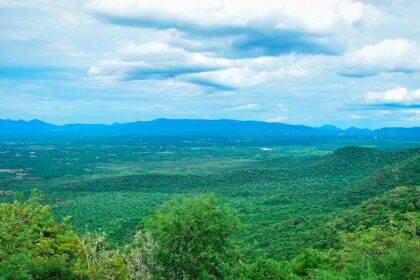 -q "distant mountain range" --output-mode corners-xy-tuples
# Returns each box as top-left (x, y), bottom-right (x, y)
(0, 118), (419, 139)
